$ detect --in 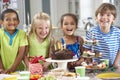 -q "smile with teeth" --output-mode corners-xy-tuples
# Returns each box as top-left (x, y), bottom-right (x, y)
(41, 33), (47, 36)
(39, 32), (45, 35)
(101, 19), (109, 22)
(66, 29), (73, 31)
